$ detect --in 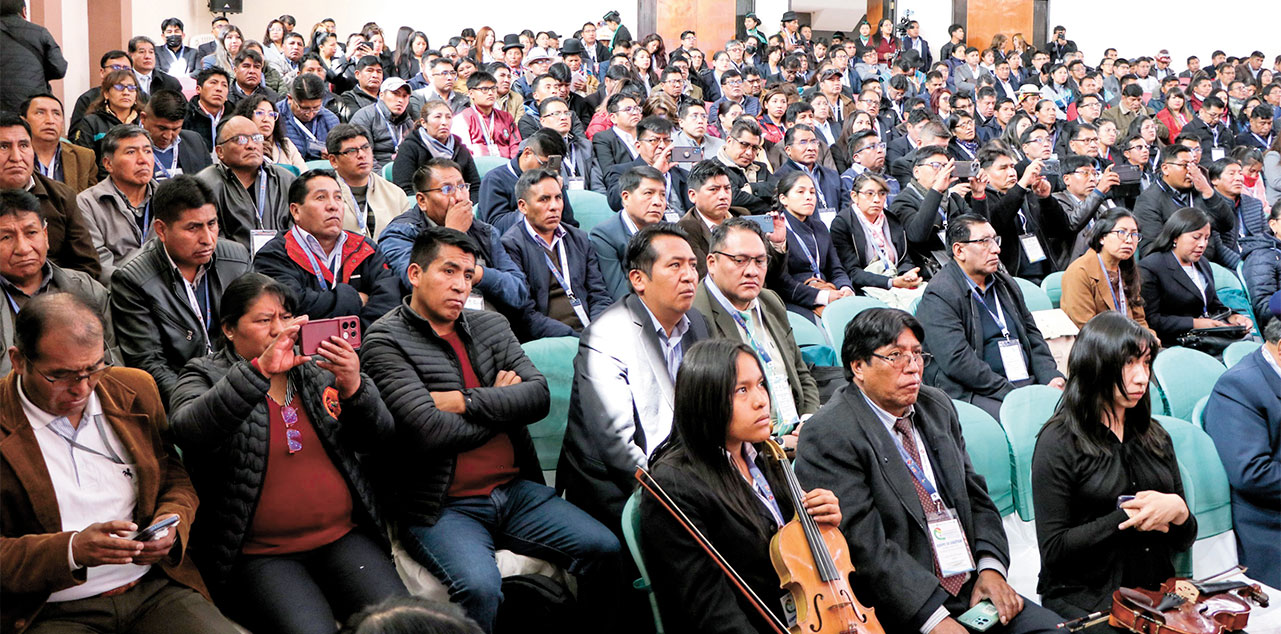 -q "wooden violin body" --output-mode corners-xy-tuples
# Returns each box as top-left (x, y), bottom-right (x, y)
(1107, 576), (1268, 634)
(764, 440), (885, 634)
